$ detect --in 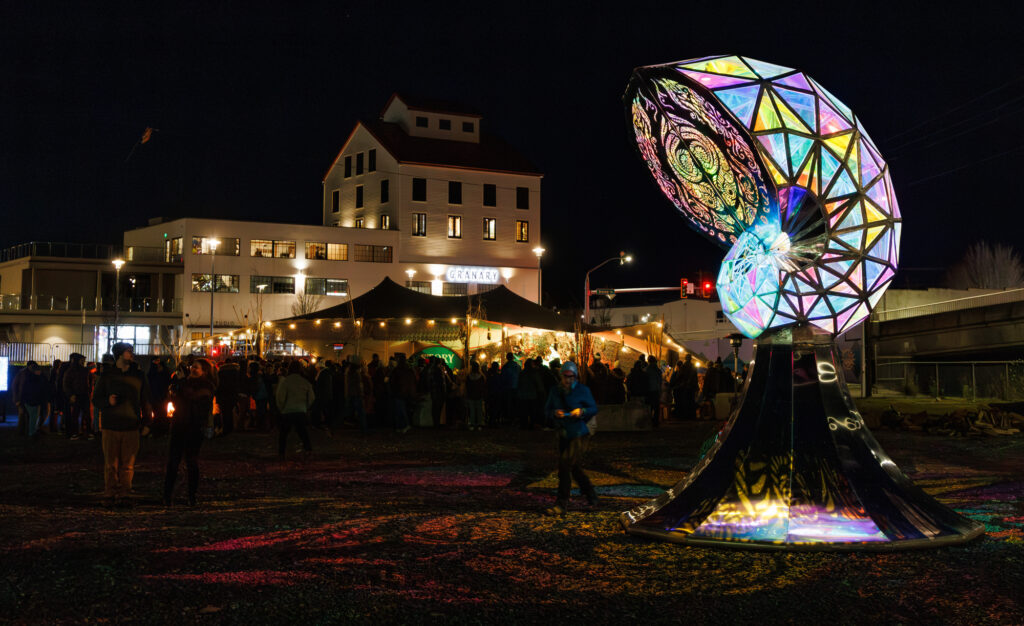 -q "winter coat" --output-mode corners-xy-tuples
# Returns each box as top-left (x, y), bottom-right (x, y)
(169, 376), (216, 434)
(275, 373), (315, 415)
(21, 372), (51, 407)
(92, 364), (149, 431)
(62, 362), (91, 400)
(544, 381), (598, 439)
(465, 372), (487, 400)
